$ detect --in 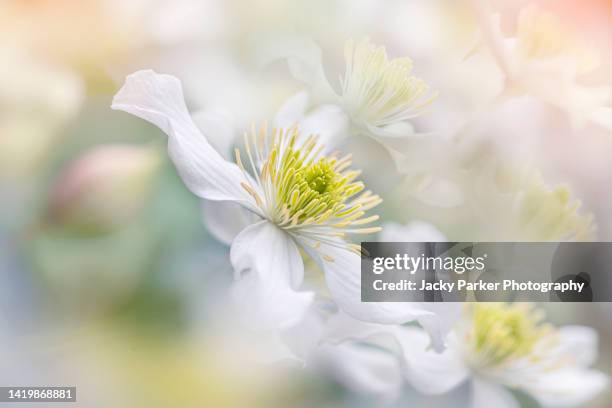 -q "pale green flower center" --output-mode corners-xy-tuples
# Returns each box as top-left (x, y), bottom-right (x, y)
(518, 177), (595, 241)
(236, 124), (382, 257)
(466, 303), (553, 369)
(340, 38), (437, 128)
